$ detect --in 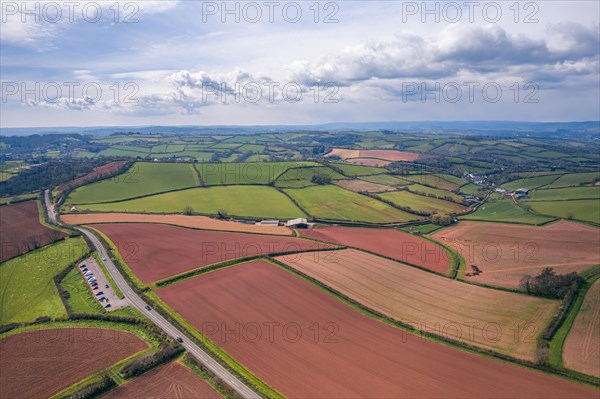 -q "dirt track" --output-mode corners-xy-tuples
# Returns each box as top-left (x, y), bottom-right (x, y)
(431, 220), (600, 287)
(100, 361), (221, 399)
(0, 201), (67, 262)
(563, 278), (600, 377)
(92, 223), (331, 283)
(0, 327), (148, 399)
(62, 212), (292, 235)
(157, 260), (597, 398)
(301, 226), (451, 274)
